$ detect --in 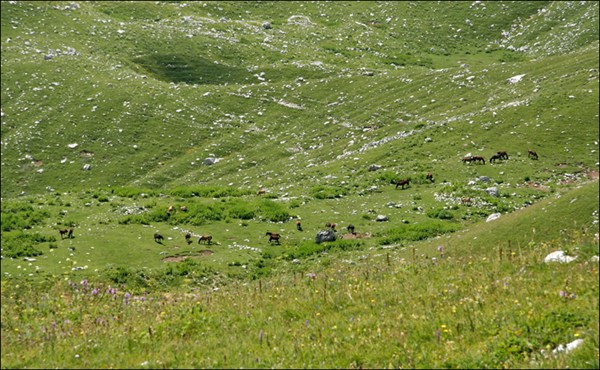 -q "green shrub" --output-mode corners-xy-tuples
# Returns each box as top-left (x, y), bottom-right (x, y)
(378, 221), (460, 245)
(311, 185), (348, 199)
